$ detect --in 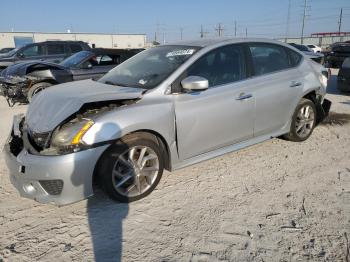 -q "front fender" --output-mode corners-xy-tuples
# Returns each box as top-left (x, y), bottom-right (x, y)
(82, 96), (176, 150)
